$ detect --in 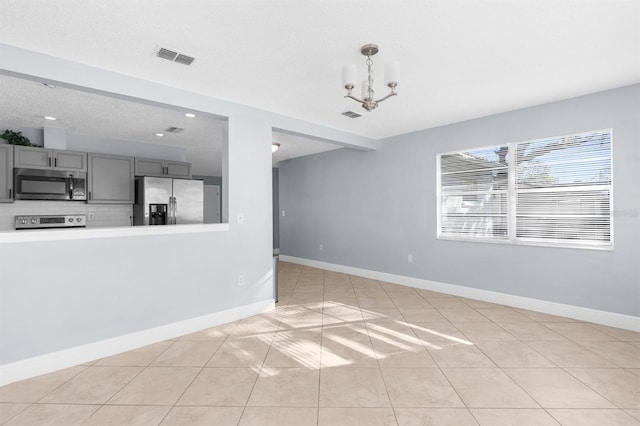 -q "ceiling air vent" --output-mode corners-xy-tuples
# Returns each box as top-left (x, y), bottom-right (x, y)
(155, 46), (195, 66)
(342, 110), (362, 119)
(174, 54), (195, 66)
(164, 126), (184, 133)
